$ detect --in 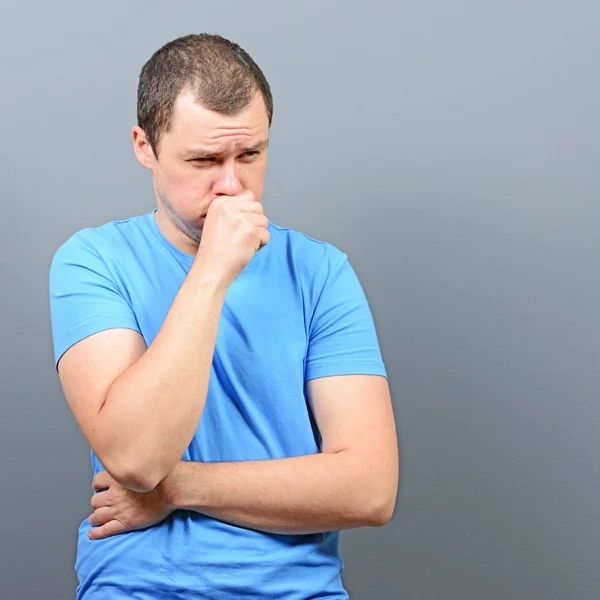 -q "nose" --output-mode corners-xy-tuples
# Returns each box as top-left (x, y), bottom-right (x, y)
(212, 163), (243, 197)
